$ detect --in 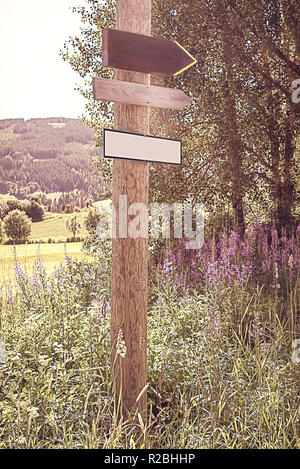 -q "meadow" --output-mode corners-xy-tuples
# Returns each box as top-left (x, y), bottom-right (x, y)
(0, 222), (299, 449)
(0, 242), (88, 285)
(0, 200), (110, 283)
(30, 211), (88, 241)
